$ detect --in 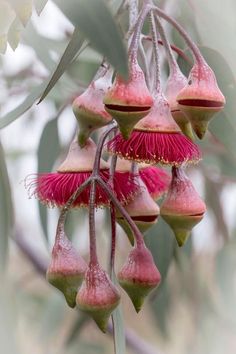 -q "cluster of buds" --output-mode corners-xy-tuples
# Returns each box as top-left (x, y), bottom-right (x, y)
(25, 1), (225, 333)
